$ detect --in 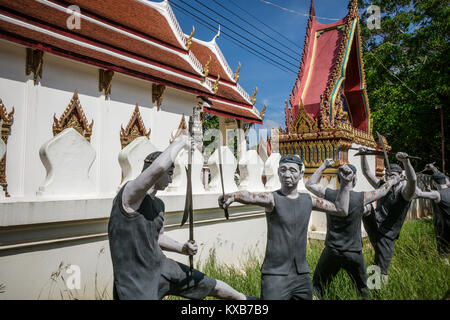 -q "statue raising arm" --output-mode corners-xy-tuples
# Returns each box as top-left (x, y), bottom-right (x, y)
(122, 135), (190, 213)
(363, 174), (404, 205)
(396, 152), (417, 201)
(414, 187), (441, 203)
(359, 146), (381, 188)
(425, 163), (450, 186)
(305, 158), (335, 198)
(305, 159), (352, 215)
